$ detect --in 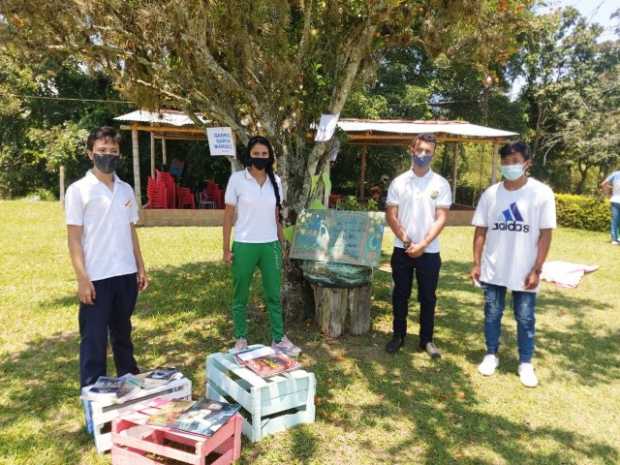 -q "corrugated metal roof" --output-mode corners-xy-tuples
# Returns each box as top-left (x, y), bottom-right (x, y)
(337, 118), (518, 139)
(114, 109), (209, 126)
(114, 110), (517, 140)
